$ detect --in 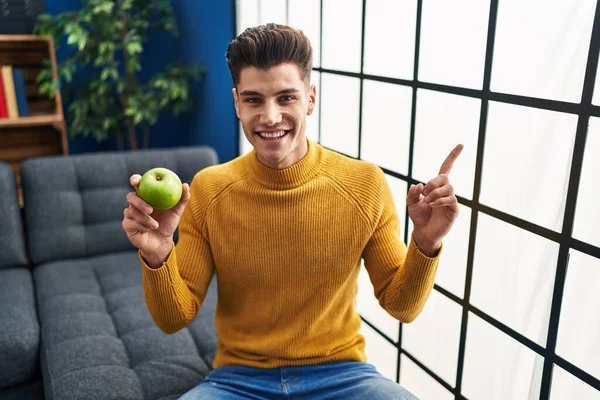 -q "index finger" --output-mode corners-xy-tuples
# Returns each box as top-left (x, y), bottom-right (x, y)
(438, 144), (464, 175)
(130, 174), (142, 188)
